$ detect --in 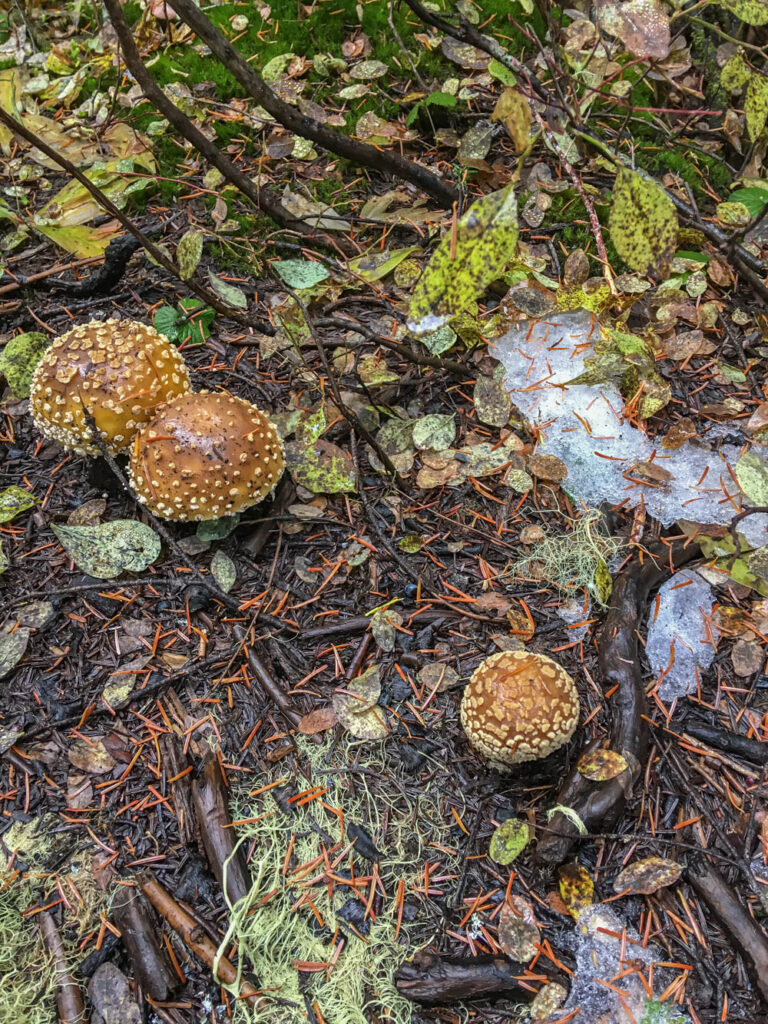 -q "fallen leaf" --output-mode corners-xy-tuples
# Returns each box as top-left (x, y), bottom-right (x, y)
(68, 499), (108, 526)
(52, 520), (161, 579)
(371, 608), (403, 652)
(408, 184), (518, 334)
(210, 550), (237, 593)
(528, 453), (568, 483)
(285, 439), (356, 494)
(474, 375), (512, 428)
(417, 662), (459, 692)
(0, 332), (48, 398)
(0, 485), (37, 523)
(497, 896), (540, 962)
(596, 0), (671, 60)
(68, 738), (117, 775)
(609, 168), (677, 278)
(577, 748), (629, 781)
(489, 818), (530, 865)
(298, 708), (339, 734)
(613, 856), (682, 895)
(558, 862), (594, 919)
(0, 627), (30, 678)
